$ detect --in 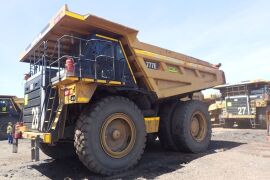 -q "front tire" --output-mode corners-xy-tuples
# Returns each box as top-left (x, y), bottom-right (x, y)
(223, 120), (234, 128)
(74, 96), (146, 175)
(171, 100), (211, 153)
